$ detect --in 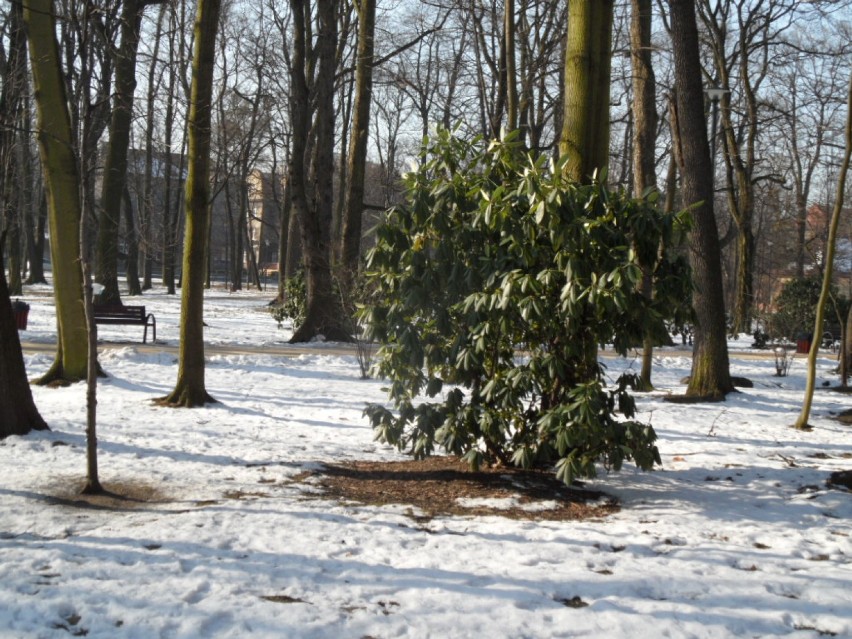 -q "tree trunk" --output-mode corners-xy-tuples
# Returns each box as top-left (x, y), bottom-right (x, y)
(559, 0), (614, 183)
(841, 302), (852, 388)
(504, 0), (518, 132)
(289, 0), (350, 343)
(275, 161), (291, 303)
(631, 0), (657, 392)
(555, 0), (613, 385)
(124, 184), (142, 296)
(162, 83), (177, 294)
(0, 0), (27, 296)
(80, 204), (102, 494)
(158, 0), (221, 407)
(140, 3), (167, 291)
(95, 0), (155, 304)
(340, 0), (377, 276)
(22, 91), (46, 286)
(0, 234), (48, 438)
(285, 204), (301, 281)
(26, 183), (48, 285)
(23, 0), (90, 385)
(669, 0), (733, 400)
(733, 224), (755, 336)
